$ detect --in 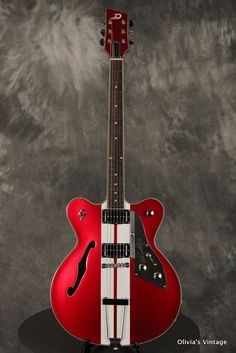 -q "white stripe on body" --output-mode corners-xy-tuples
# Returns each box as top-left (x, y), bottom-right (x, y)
(100, 202), (131, 346)
(117, 223), (130, 345)
(101, 221), (114, 345)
